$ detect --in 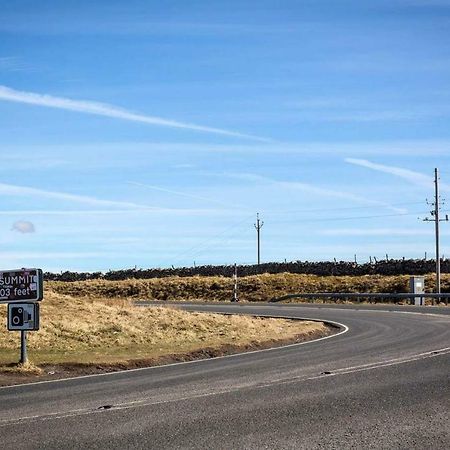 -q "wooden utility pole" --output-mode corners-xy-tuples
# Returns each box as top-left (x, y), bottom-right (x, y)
(424, 168), (448, 294)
